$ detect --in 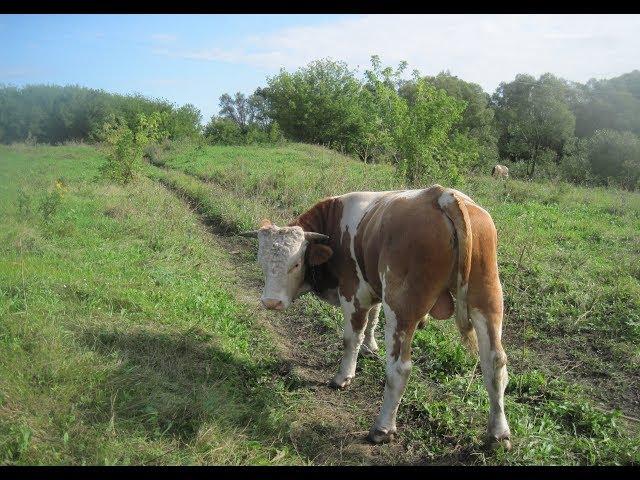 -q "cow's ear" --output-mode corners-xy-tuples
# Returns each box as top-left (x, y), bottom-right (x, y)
(259, 218), (273, 229)
(307, 244), (333, 266)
